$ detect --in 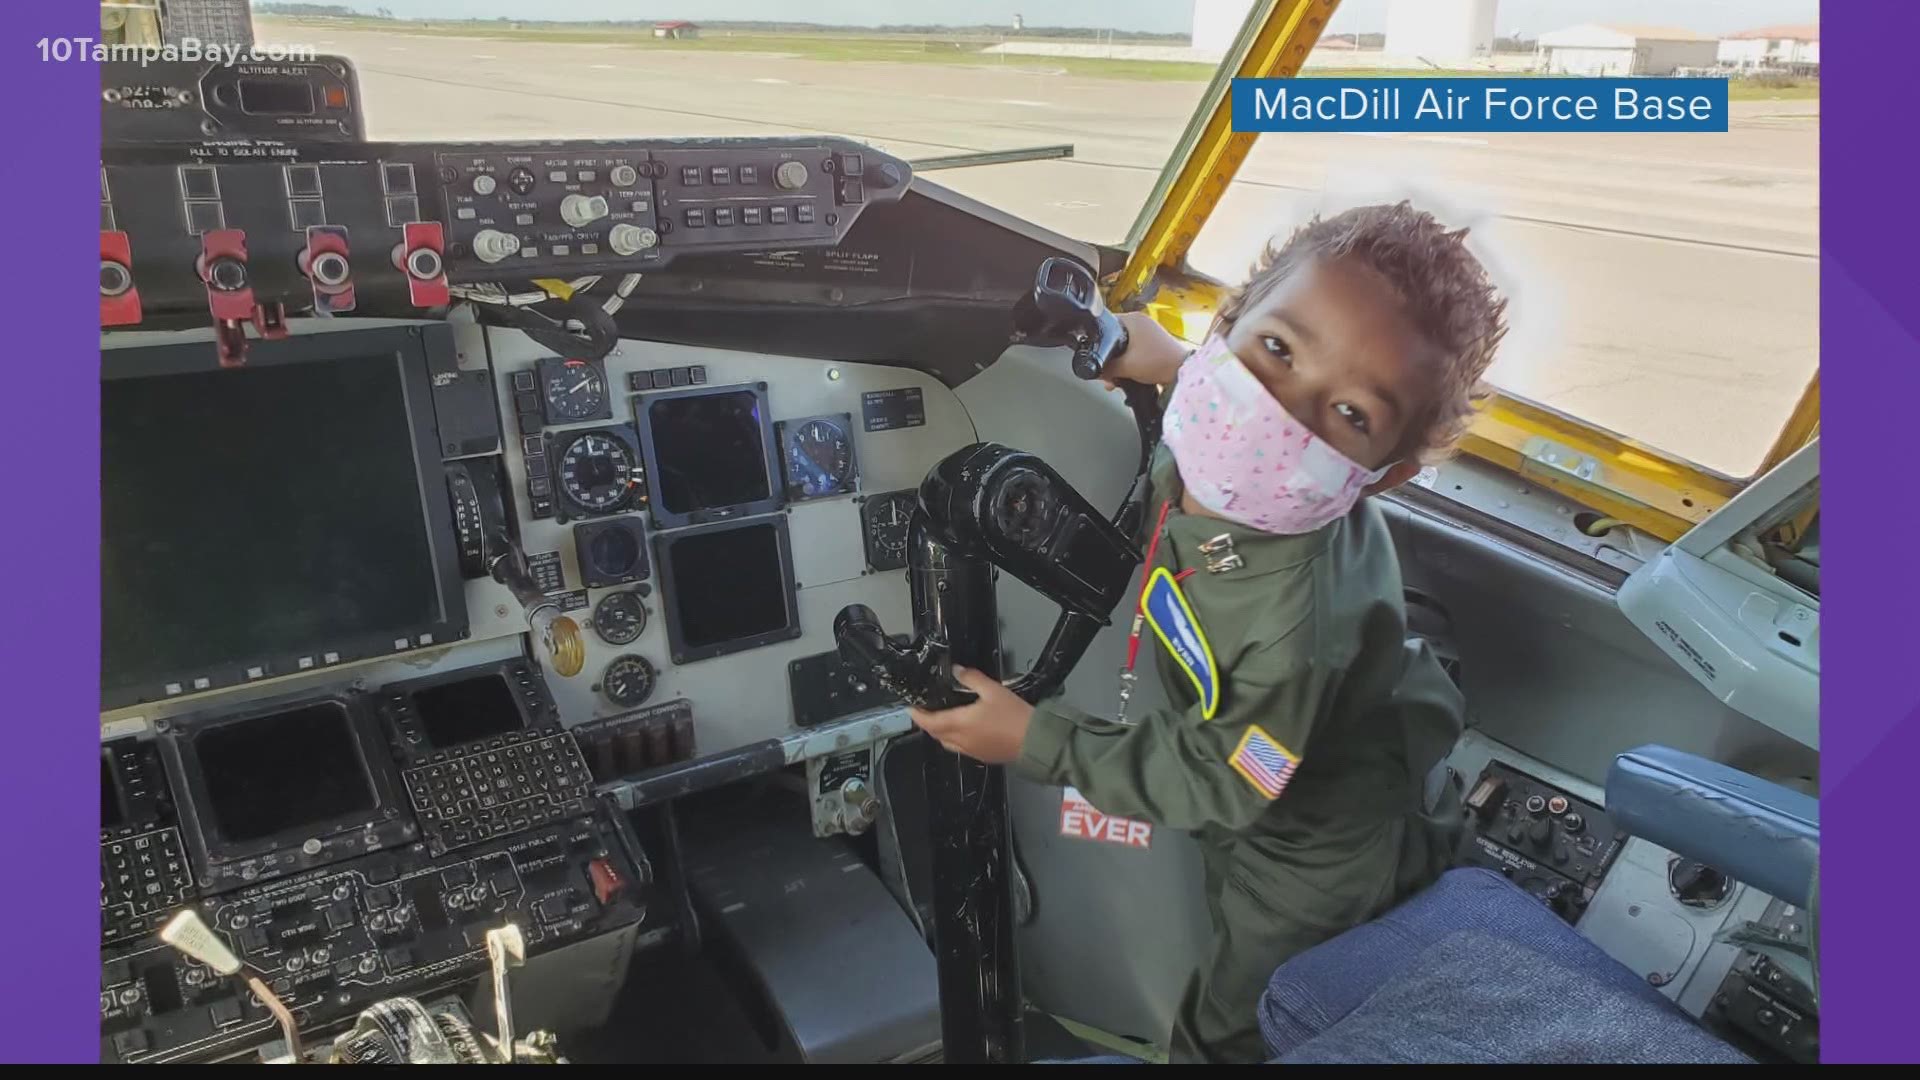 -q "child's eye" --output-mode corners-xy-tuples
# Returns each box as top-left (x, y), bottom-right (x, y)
(1334, 402), (1370, 435)
(1260, 335), (1293, 365)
